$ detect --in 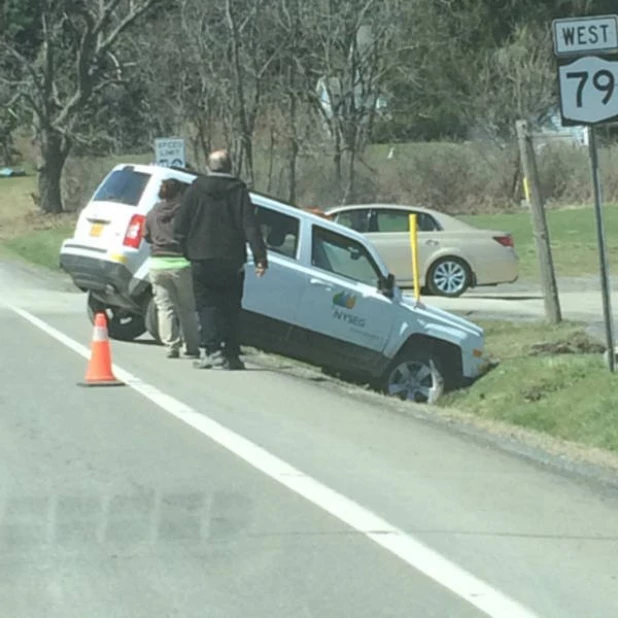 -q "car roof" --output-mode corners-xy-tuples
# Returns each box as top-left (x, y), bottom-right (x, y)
(112, 163), (383, 249)
(326, 203), (438, 216)
(325, 203), (475, 231)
